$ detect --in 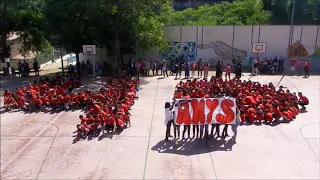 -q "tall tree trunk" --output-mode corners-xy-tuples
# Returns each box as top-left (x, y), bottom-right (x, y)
(115, 13), (121, 63)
